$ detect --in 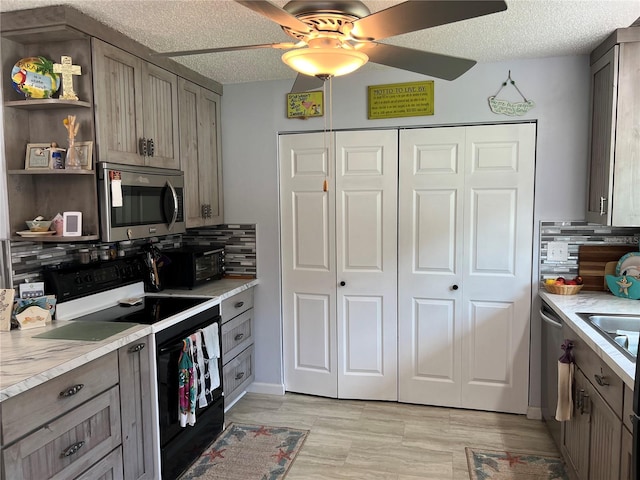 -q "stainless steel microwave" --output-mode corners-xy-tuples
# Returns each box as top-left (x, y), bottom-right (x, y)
(97, 162), (186, 242)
